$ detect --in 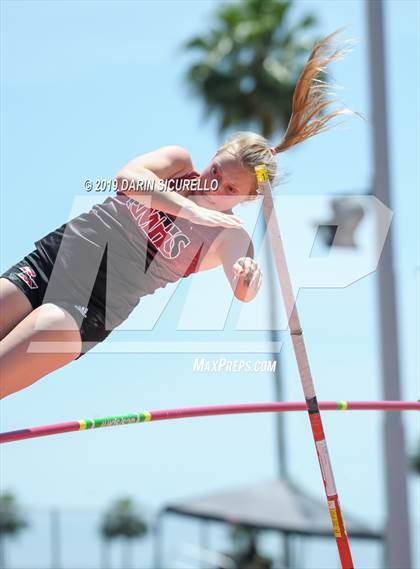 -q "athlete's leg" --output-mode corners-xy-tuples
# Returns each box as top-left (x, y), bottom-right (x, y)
(0, 278), (33, 340)
(0, 303), (82, 399)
